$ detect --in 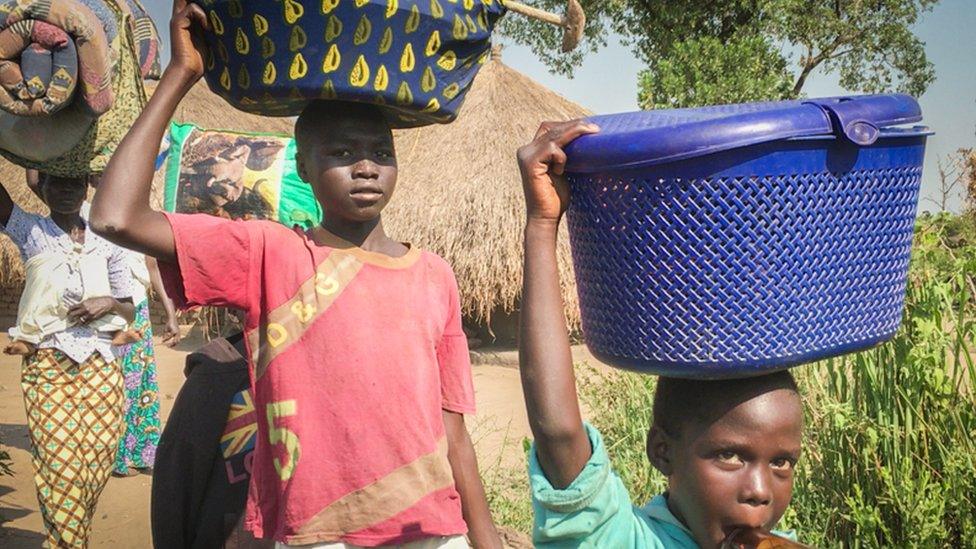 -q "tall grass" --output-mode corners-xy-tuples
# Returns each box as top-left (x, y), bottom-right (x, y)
(787, 215), (976, 547)
(567, 214), (976, 547)
(486, 215), (975, 545)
